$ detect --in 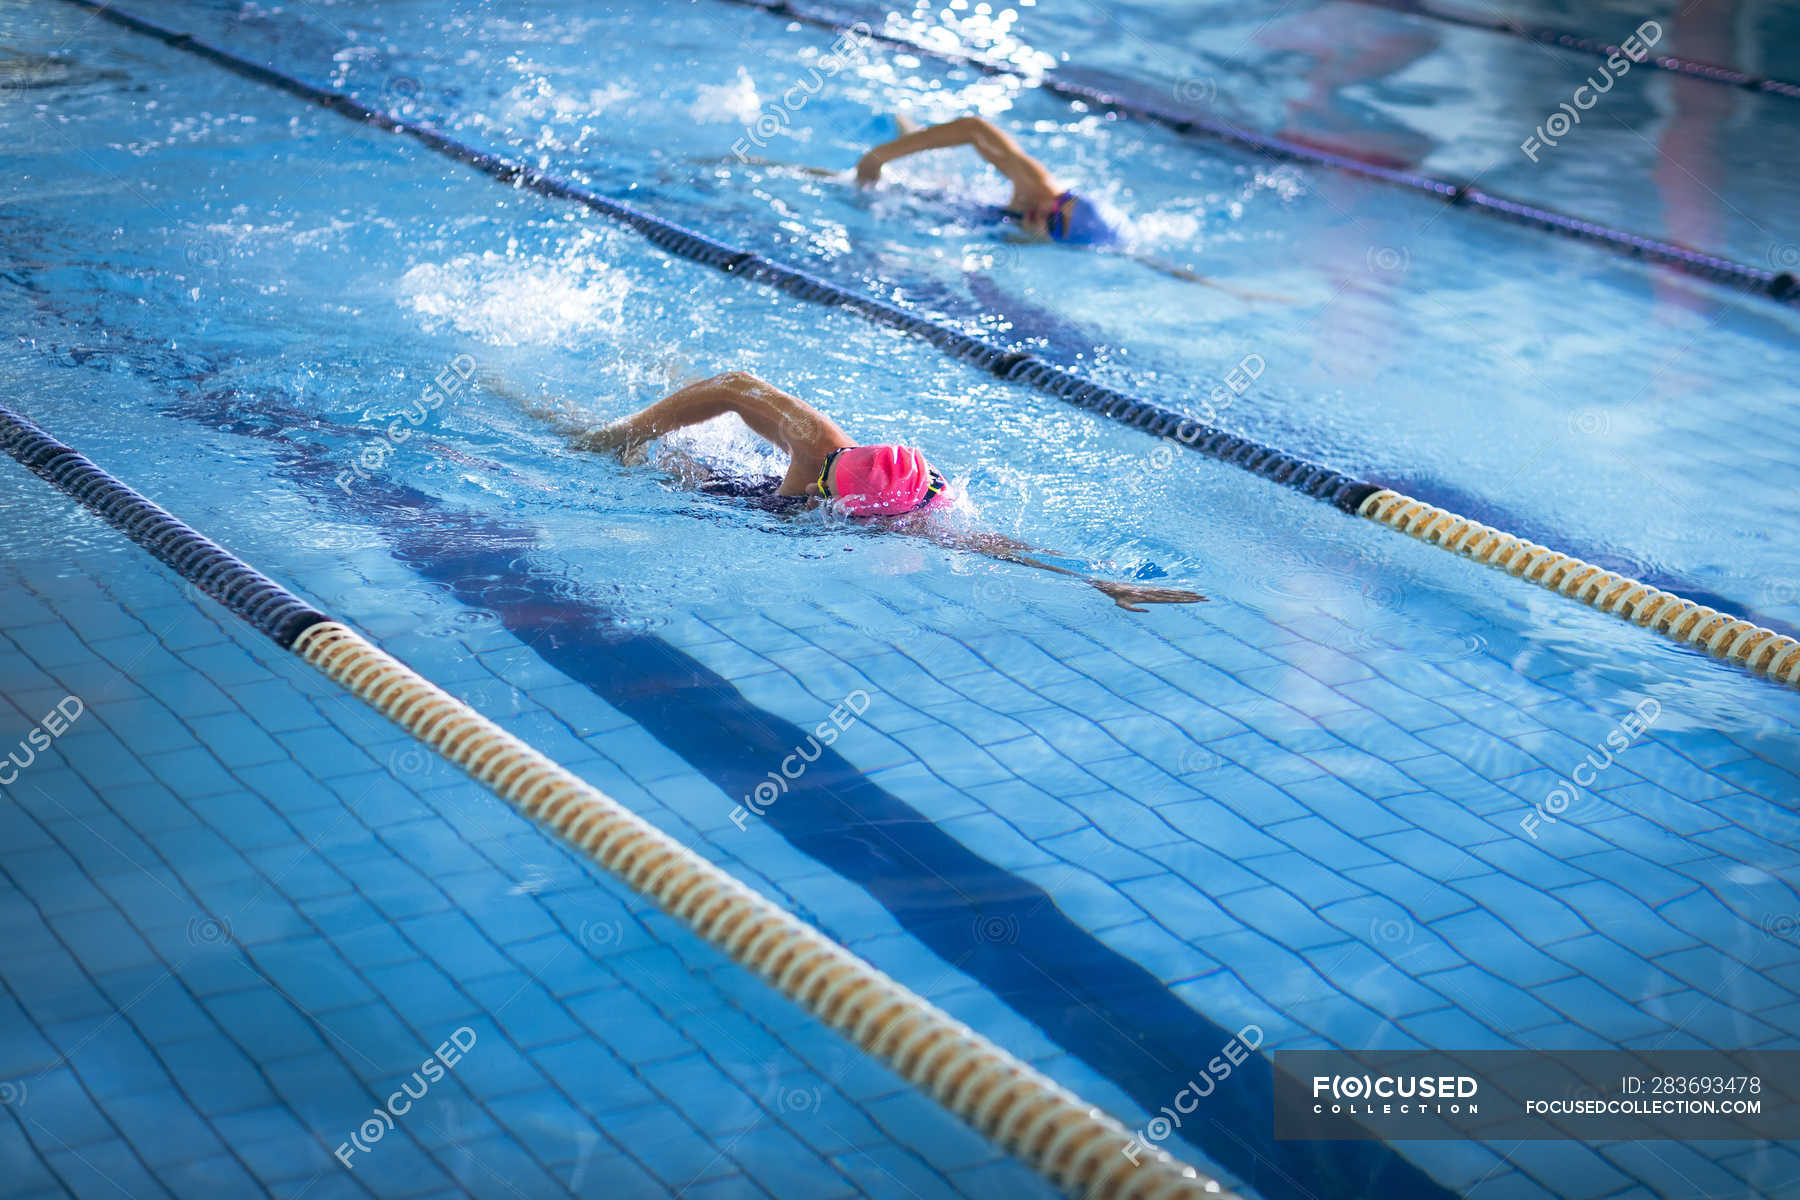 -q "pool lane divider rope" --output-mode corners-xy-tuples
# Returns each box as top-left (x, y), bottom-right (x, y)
(0, 398), (1233, 1200)
(716, 0), (1798, 305)
(53, 0), (1800, 696)
(1357, 491), (1800, 684)
(1335, 0), (1800, 100)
